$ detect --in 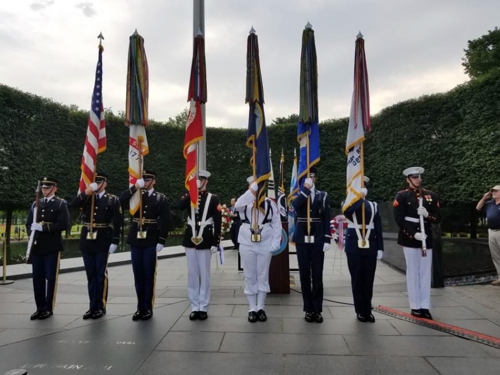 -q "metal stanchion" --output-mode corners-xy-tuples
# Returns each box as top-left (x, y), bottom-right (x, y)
(0, 238), (14, 286)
